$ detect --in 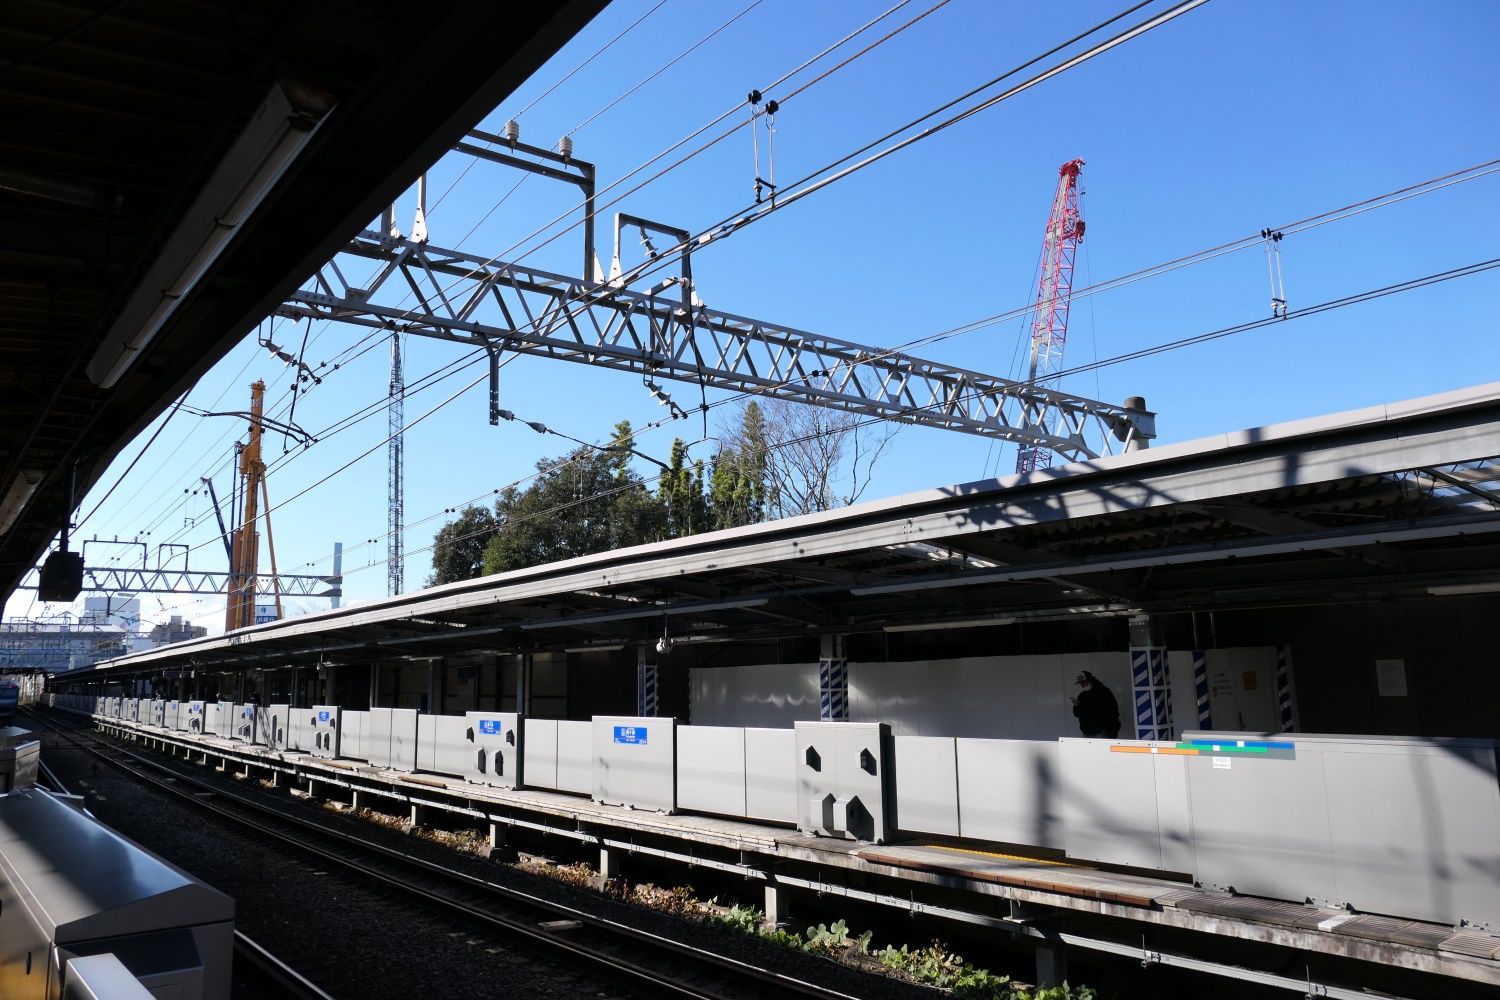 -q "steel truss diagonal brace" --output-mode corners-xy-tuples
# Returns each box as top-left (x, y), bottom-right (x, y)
(278, 234), (1155, 461)
(46, 567), (343, 598)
